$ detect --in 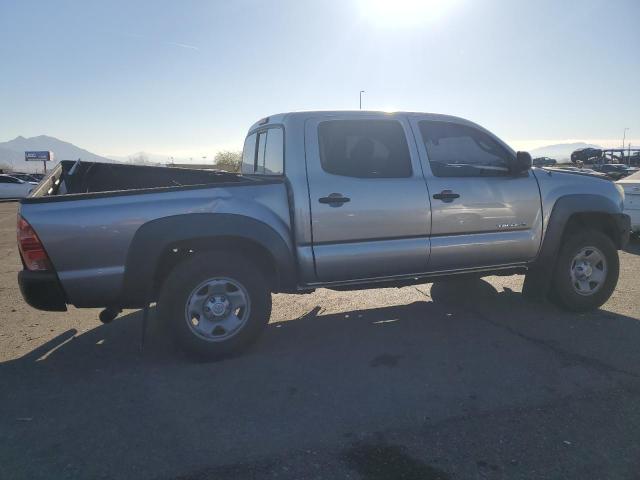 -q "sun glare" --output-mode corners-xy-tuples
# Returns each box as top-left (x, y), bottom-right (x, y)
(359, 0), (454, 28)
